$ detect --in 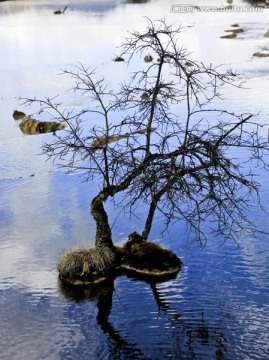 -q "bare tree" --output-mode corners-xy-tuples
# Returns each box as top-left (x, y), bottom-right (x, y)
(23, 19), (269, 253)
